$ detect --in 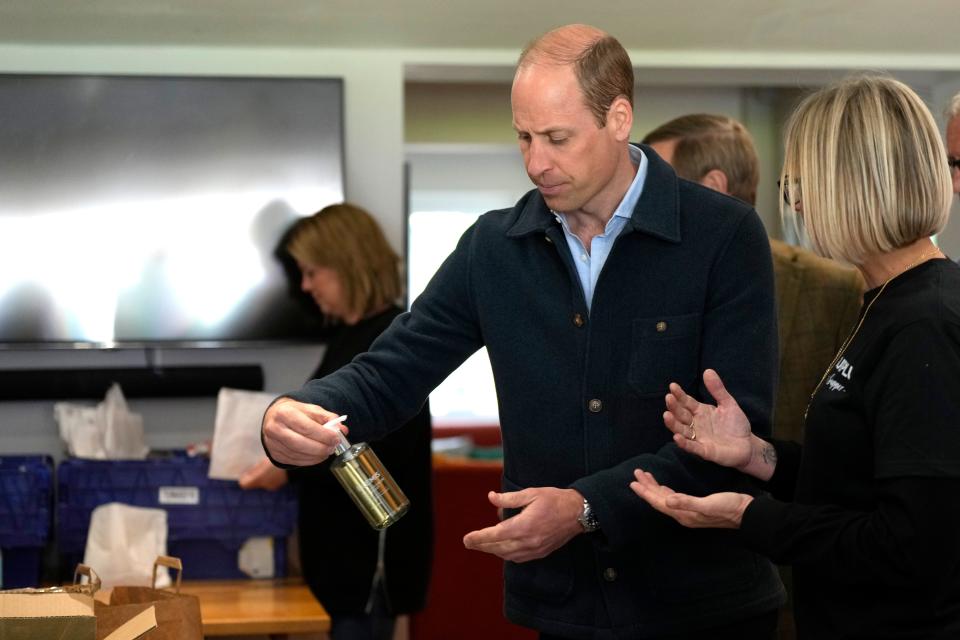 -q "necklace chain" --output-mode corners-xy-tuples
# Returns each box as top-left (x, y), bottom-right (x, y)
(803, 247), (942, 422)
